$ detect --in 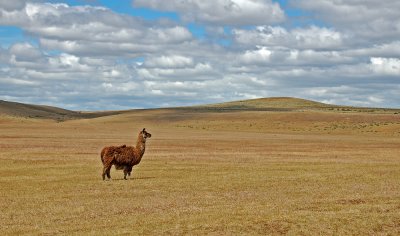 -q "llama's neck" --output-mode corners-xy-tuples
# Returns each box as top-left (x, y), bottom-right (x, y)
(135, 135), (146, 158)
